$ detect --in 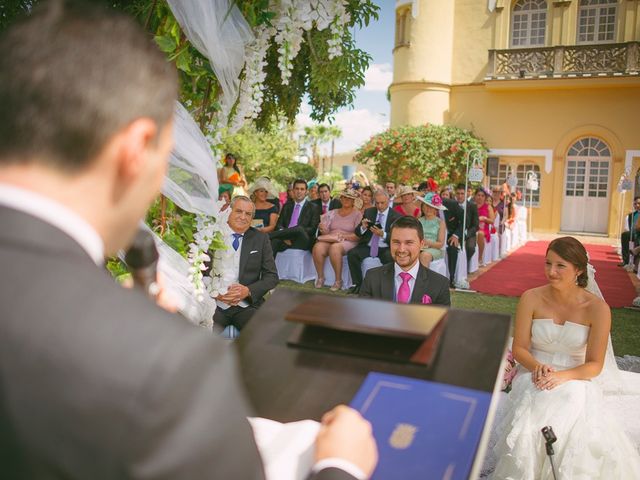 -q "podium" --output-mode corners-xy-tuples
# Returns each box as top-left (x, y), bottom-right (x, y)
(237, 288), (511, 422)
